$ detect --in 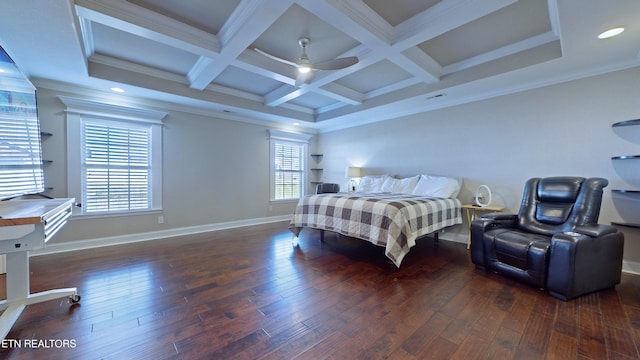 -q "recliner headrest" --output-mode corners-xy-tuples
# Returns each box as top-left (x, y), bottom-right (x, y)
(537, 177), (584, 203)
(518, 176), (607, 233)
